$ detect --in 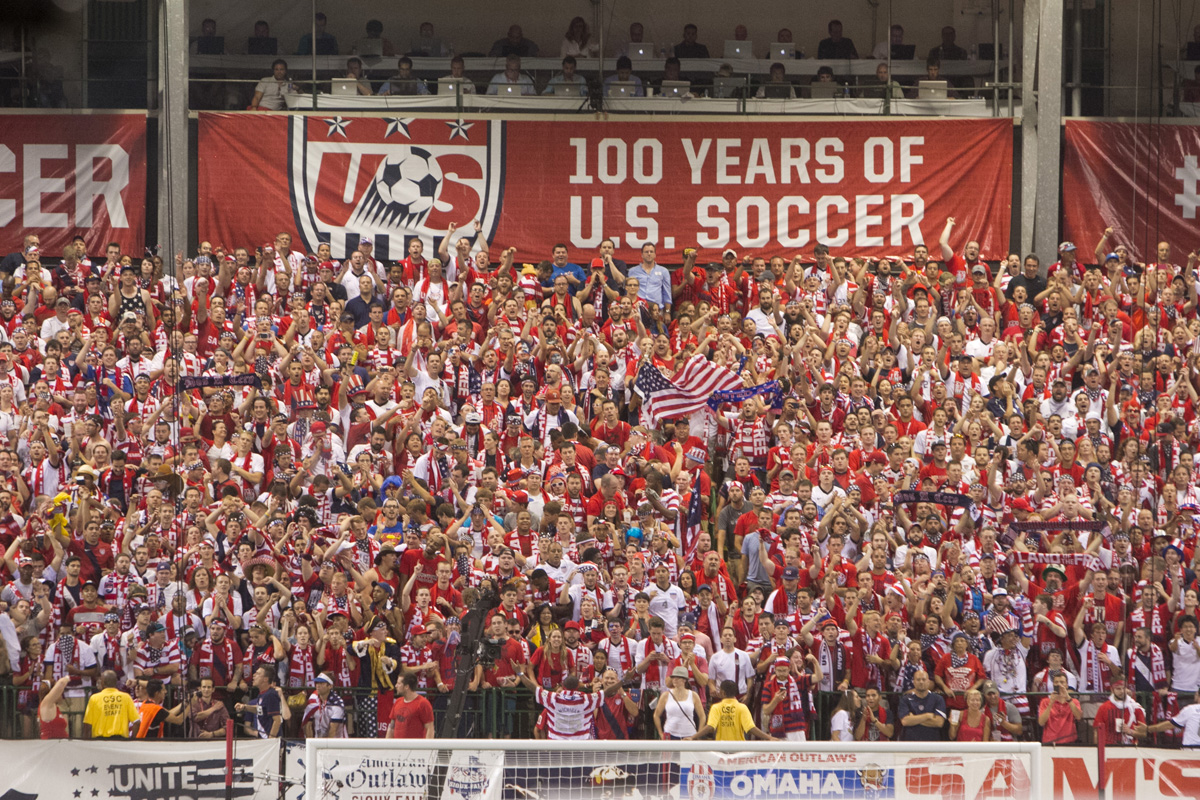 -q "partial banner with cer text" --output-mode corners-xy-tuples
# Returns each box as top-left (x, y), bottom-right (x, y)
(198, 114), (1013, 263)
